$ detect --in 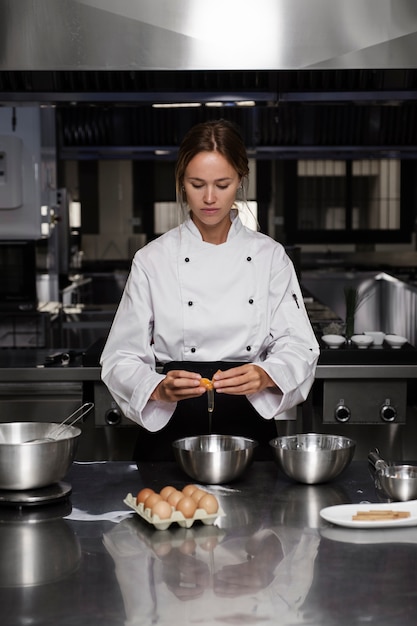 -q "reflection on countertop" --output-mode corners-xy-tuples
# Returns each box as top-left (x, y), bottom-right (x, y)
(2, 460), (416, 626)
